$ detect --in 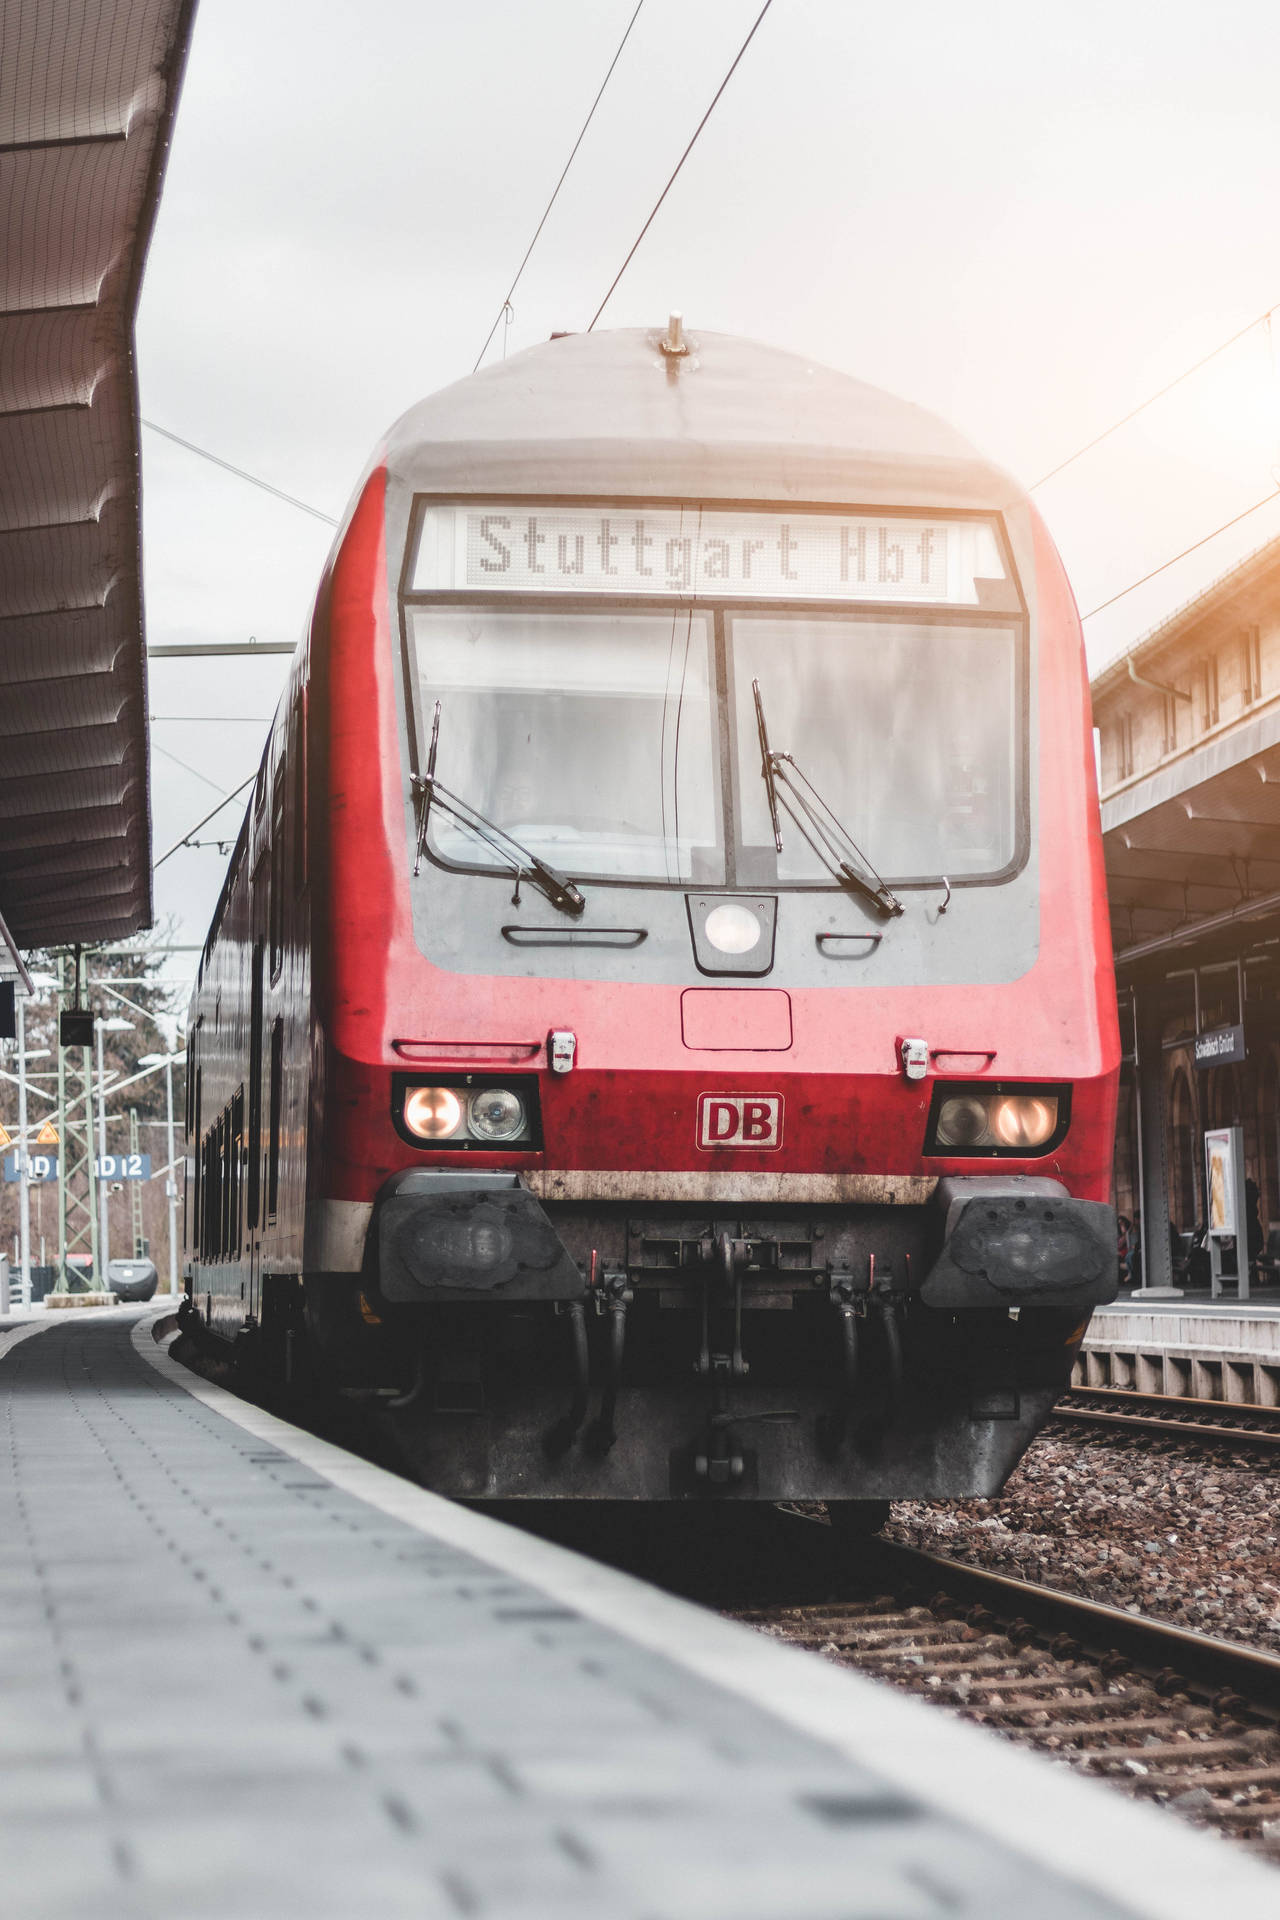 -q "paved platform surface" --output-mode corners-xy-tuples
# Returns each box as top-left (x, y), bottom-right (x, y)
(1, 1310), (1276, 1920)
(1104, 1288), (1280, 1317)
